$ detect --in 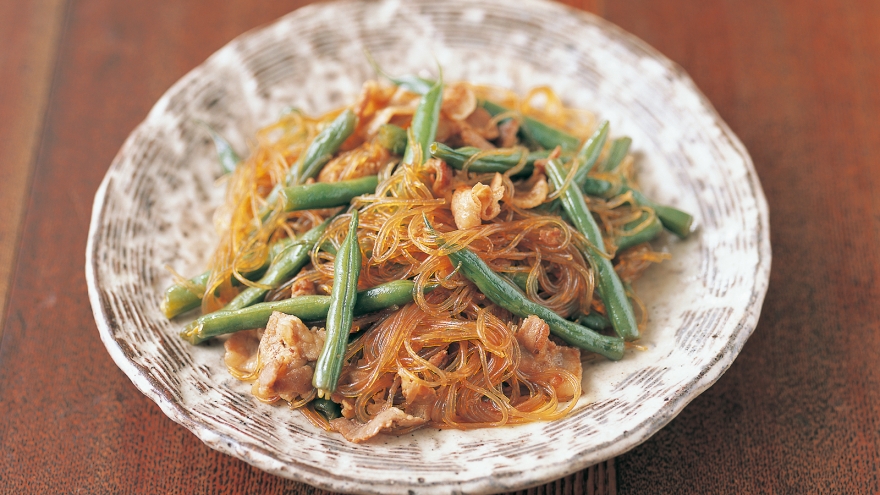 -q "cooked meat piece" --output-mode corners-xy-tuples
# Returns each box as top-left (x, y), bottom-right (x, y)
(510, 171), (549, 209)
(330, 392), (357, 419)
(317, 141), (390, 182)
(434, 115), (460, 145)
(451, 186), (482, 229)
(330, 407), (427, 443)
(353, 80), (396, 122)
(464, 107), (499, 140)
(515, 315), (582, 400)
(288, 277), (317, 298)
(480, 173), (506, 220)
(459, 123), (496, 150)
(252, 311), (326, 403)
(224, 329), (262, 378)
(399, 372), (438, 420)
(424, 157), (453, 198)
(365, 105), (416, 137)
(537, 226), (566, 248)
(441, 82), (477, 121)
(497, 119), (519, 148)
(427, 348), (449, 368)
(450, 173), (505, 229)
